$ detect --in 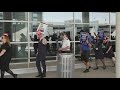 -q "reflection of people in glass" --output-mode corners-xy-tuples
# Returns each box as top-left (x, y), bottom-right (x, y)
(0, 34), (17, 78)
(20, 33), (27, 52)
(36, 30), (47, 78)
(30, 35), (38, 55)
